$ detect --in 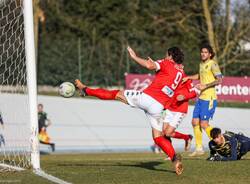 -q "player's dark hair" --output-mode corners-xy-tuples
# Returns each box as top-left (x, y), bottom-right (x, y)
(38, 103), (43, 108)
(167, 47), (184, 64)
(210, 127), (221, 139)
(200, 44), (215, 59)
